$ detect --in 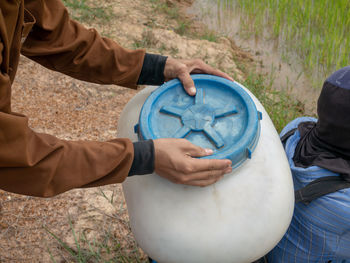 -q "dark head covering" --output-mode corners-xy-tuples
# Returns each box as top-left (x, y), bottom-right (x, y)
(293, 66), (350, 181)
